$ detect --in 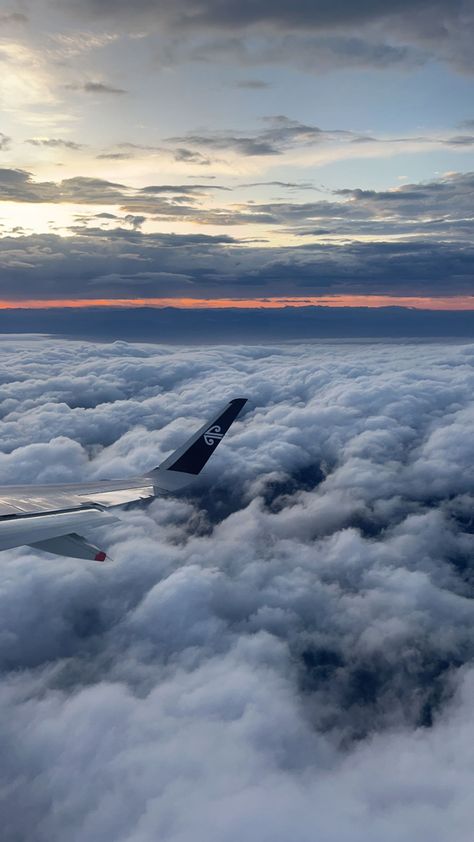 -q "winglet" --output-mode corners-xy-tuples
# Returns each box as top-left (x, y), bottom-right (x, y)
(149, 398), (247, 491)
